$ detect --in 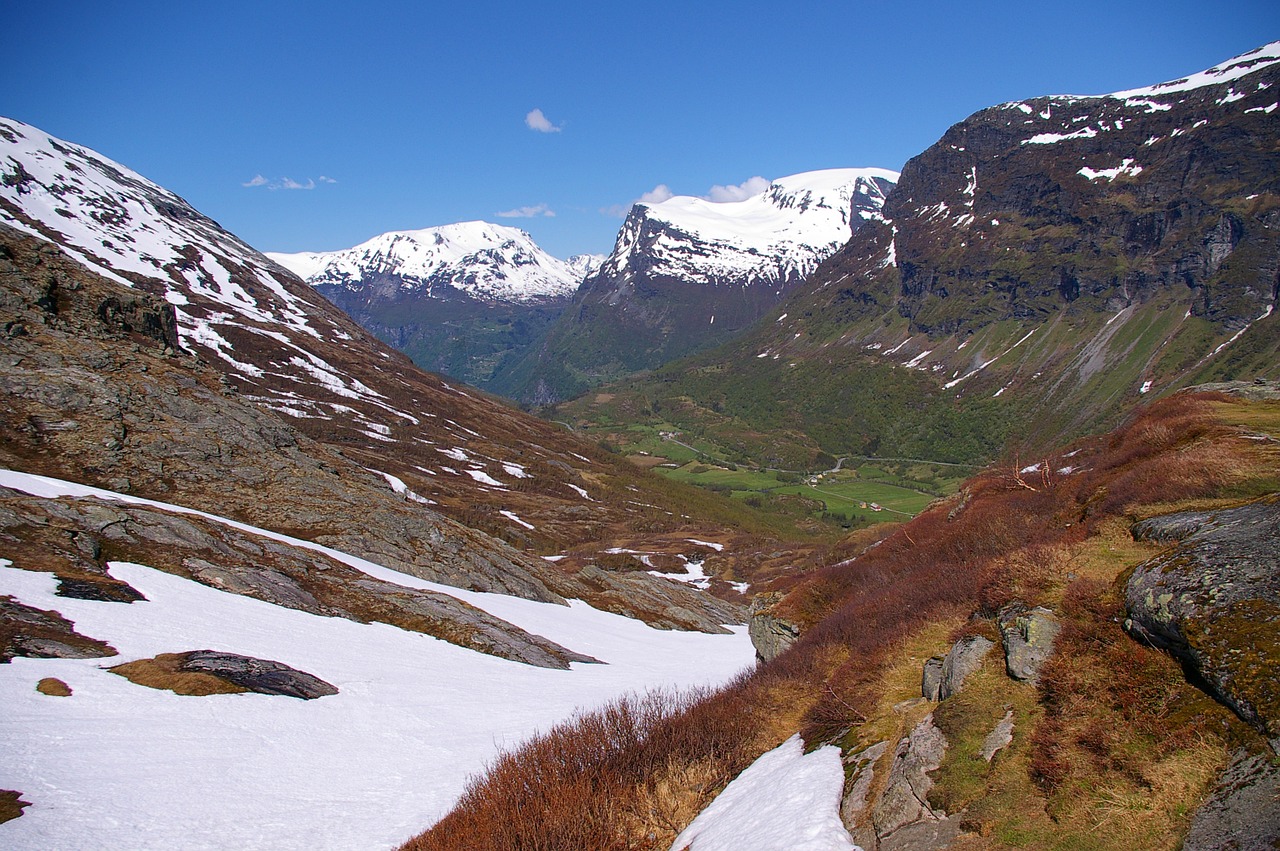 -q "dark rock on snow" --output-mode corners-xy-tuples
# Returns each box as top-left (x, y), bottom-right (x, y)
(178, 650), (339, 700)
